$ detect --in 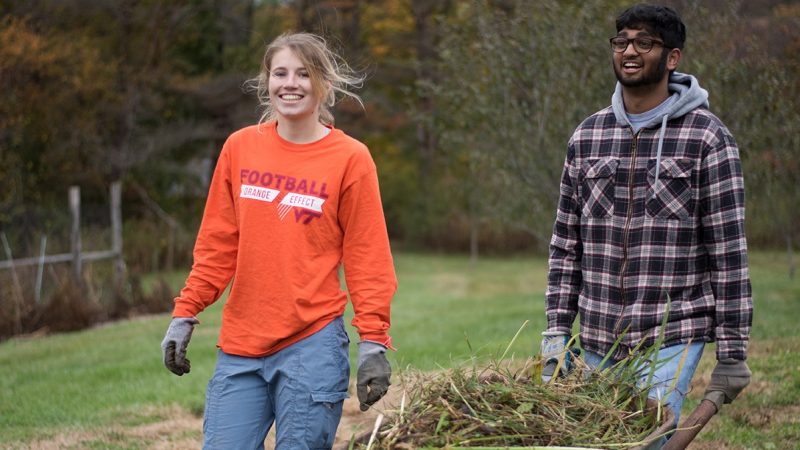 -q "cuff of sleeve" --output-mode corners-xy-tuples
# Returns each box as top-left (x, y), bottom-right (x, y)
(172, 299), (202, 320)
(715, 339), (748, 361)
(545, 323), (573, 336)
(542, 330), (569, 337)
(546, 312), (575, 334)
(359, 334), (395, 351)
